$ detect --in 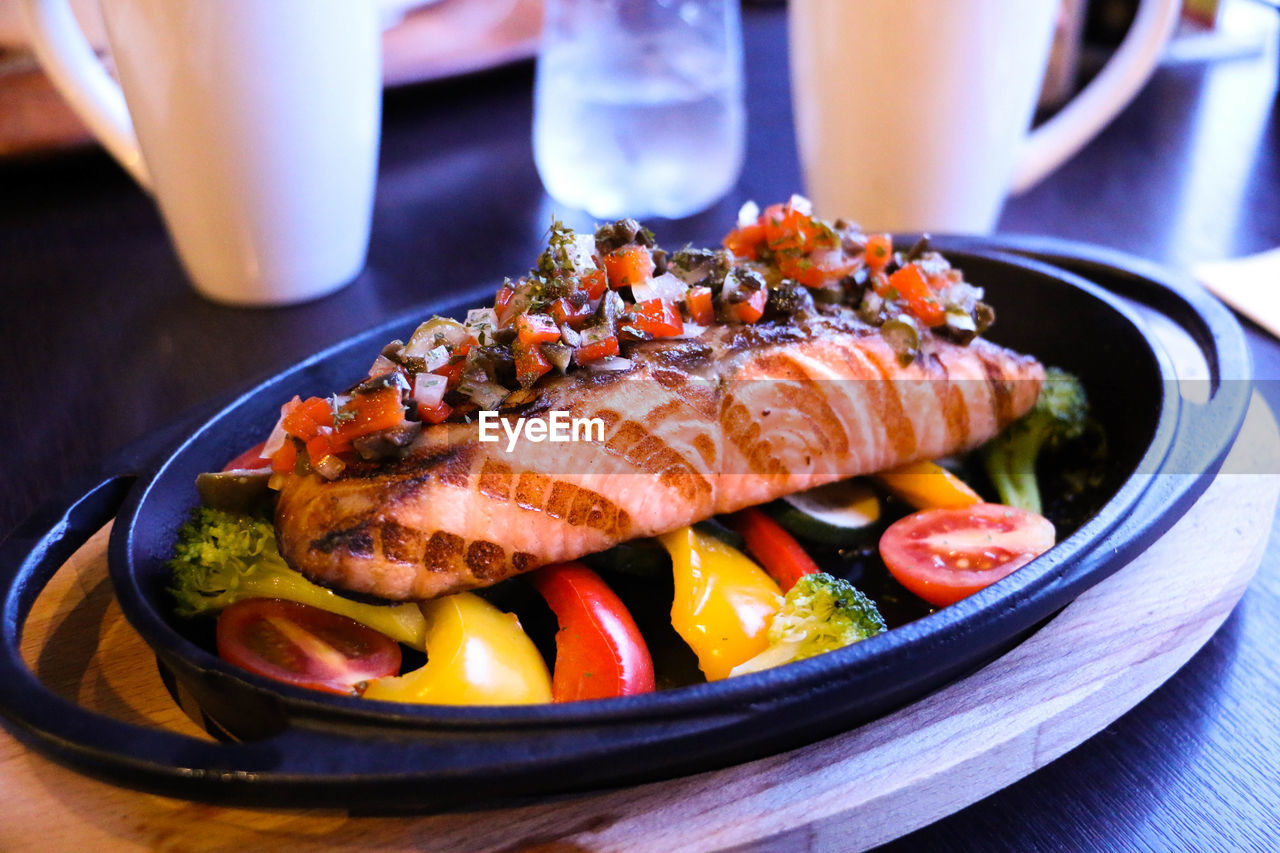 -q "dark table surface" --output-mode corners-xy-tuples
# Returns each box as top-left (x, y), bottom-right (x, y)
(2, 4), (1279, 850)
